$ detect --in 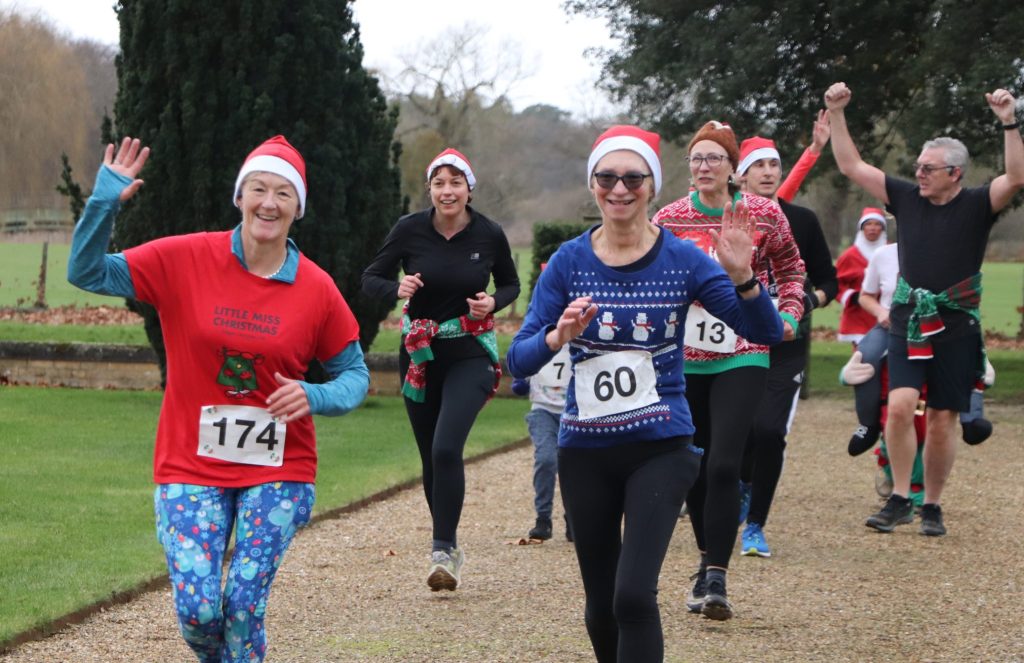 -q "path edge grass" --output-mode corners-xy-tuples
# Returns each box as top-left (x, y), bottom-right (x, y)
(0, 437), (529, 654)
